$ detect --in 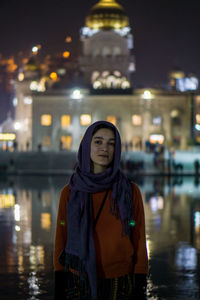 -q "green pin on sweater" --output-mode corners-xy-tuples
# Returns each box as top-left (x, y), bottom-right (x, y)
(129, 220), (136, 227)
